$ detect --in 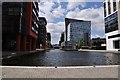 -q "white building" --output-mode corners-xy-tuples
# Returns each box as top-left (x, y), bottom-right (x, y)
(104, 0), (120, 51)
